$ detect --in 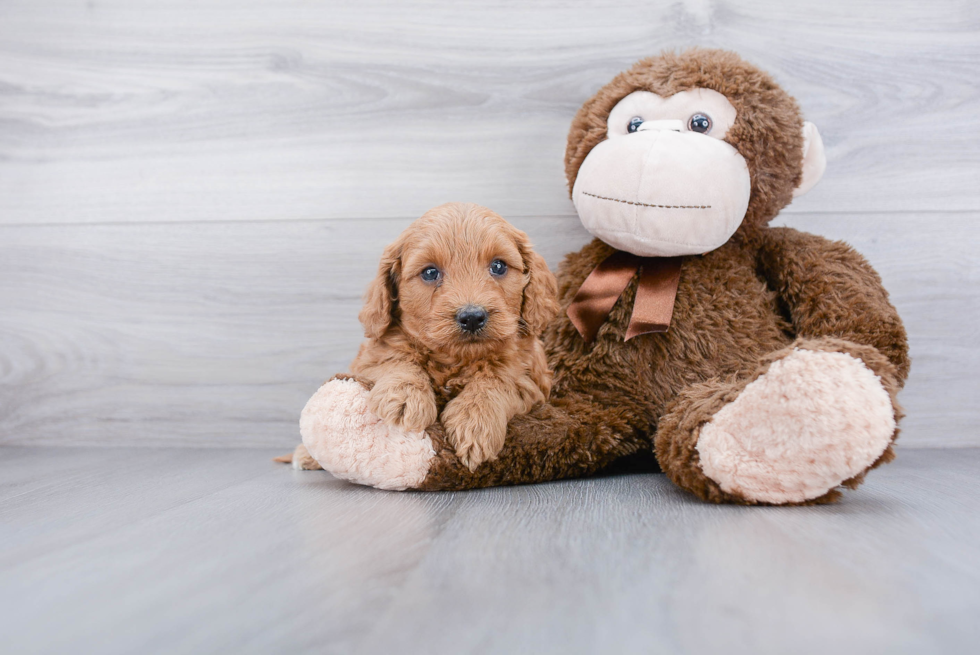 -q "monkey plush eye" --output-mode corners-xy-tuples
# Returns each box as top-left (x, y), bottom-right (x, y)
(489, 259), (508, 277)
(627, 116), (644, 133)
(688, 113), (712, 134)
(420, 266), (441, 282)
